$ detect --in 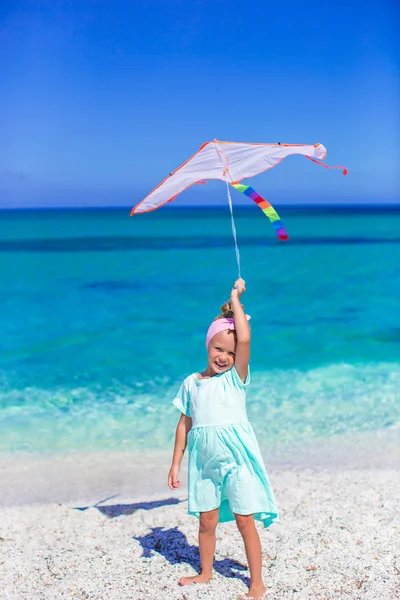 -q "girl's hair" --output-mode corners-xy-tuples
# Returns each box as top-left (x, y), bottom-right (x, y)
(214, 300), (244, 321)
